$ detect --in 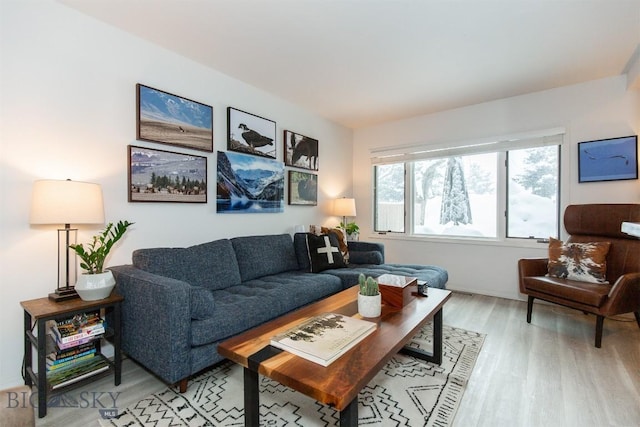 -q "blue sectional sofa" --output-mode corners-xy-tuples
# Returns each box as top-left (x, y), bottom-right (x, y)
(109, 233), (447, 391)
